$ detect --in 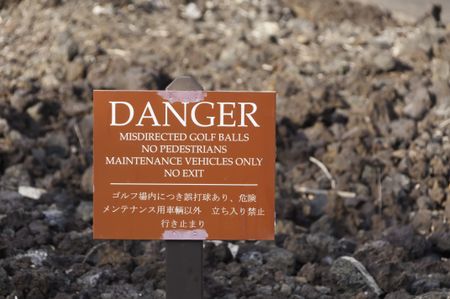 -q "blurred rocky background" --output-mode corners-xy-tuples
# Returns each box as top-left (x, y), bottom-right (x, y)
(0, 0), (449, 298)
